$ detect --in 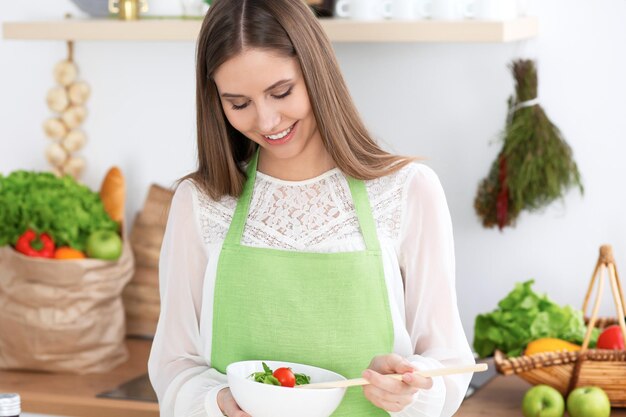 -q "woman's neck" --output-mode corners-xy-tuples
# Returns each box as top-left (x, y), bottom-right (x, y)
(257, 145), (336, 182)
